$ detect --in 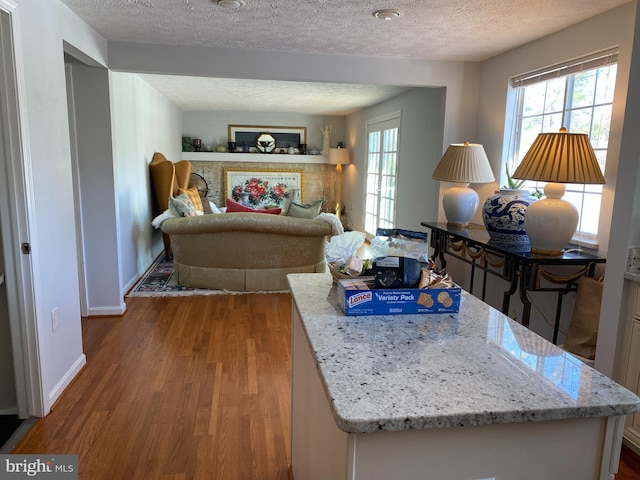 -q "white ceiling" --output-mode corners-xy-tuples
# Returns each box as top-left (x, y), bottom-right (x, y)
(60, 0), (630, 114)
(134, 74), (410, 115)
